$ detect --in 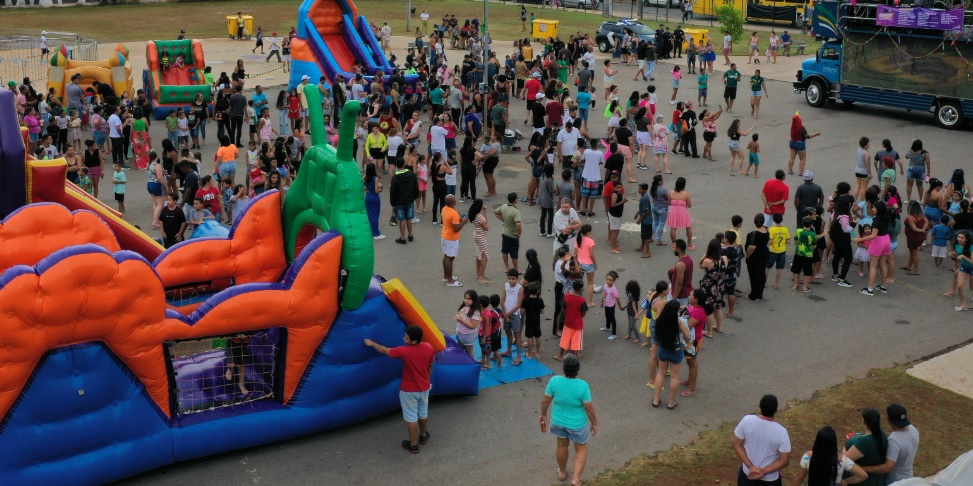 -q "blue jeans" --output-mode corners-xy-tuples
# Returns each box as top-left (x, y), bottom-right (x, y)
(198, 120), (207, 142)
(278, 109), (291, 137)
(167, 131), (178, 147)
(652, 206), (668, 242)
